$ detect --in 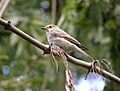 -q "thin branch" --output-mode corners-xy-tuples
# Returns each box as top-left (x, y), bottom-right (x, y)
(52, 0), (57, 24)
(0, 0), (10, 17)
(0, 0), (5, 9)
(0, 18), (120, 85)
(67, 54), (120, 84)
(0, 18), (49, 54)
(57, 13), (65, 27)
